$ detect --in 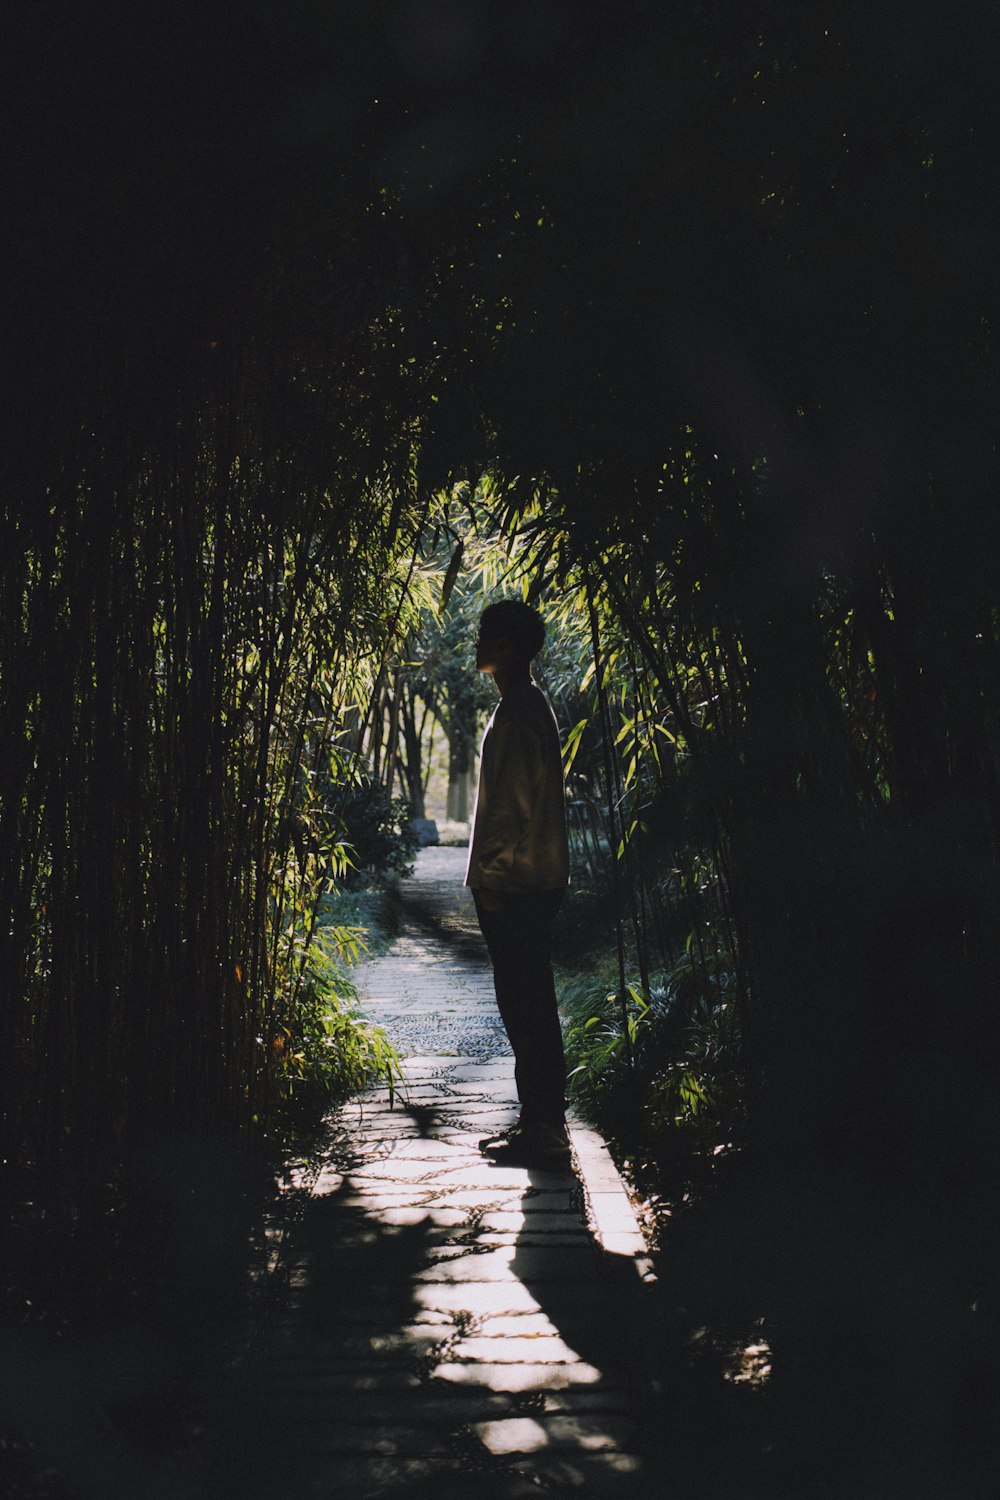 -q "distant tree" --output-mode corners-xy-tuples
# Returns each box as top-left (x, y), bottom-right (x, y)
(404, 577), (496, 822)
